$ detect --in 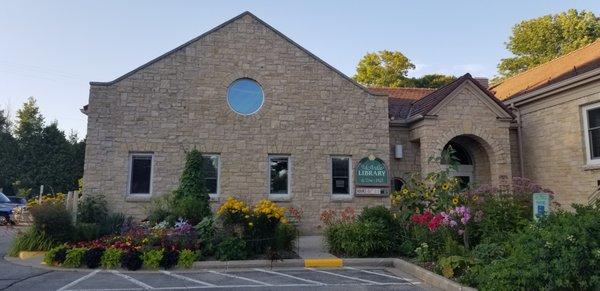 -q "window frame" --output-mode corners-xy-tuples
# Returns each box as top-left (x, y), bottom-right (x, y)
(330, 155), (353, 198)
(127, 152), (154, 196)
(267, 155), (292, 200)
(582, 102), (600, 165)
(226, 78), (265, 116)
(202, 154), (221, 199)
